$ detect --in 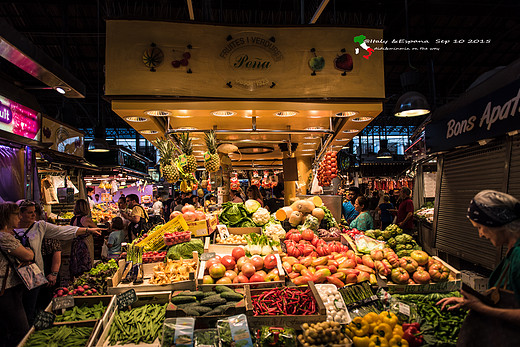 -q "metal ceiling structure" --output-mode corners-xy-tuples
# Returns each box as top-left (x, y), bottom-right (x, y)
(0, 0), (519, 139)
